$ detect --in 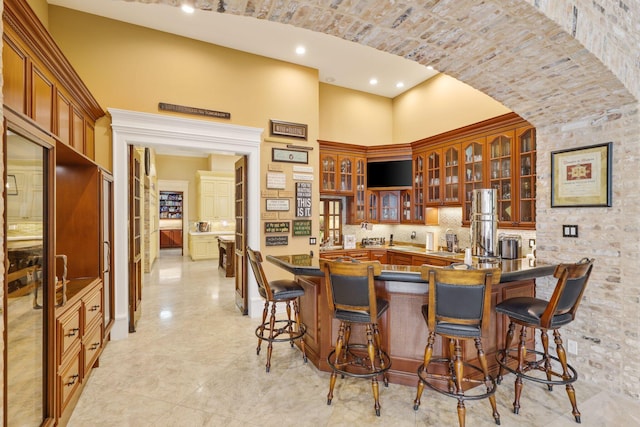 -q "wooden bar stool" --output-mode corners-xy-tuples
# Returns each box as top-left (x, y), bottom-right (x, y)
(495, 258), (594, 423)
(247, 247), (307, 372)
(414, 265), (502, 427)
(322, 257), (391, 416)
